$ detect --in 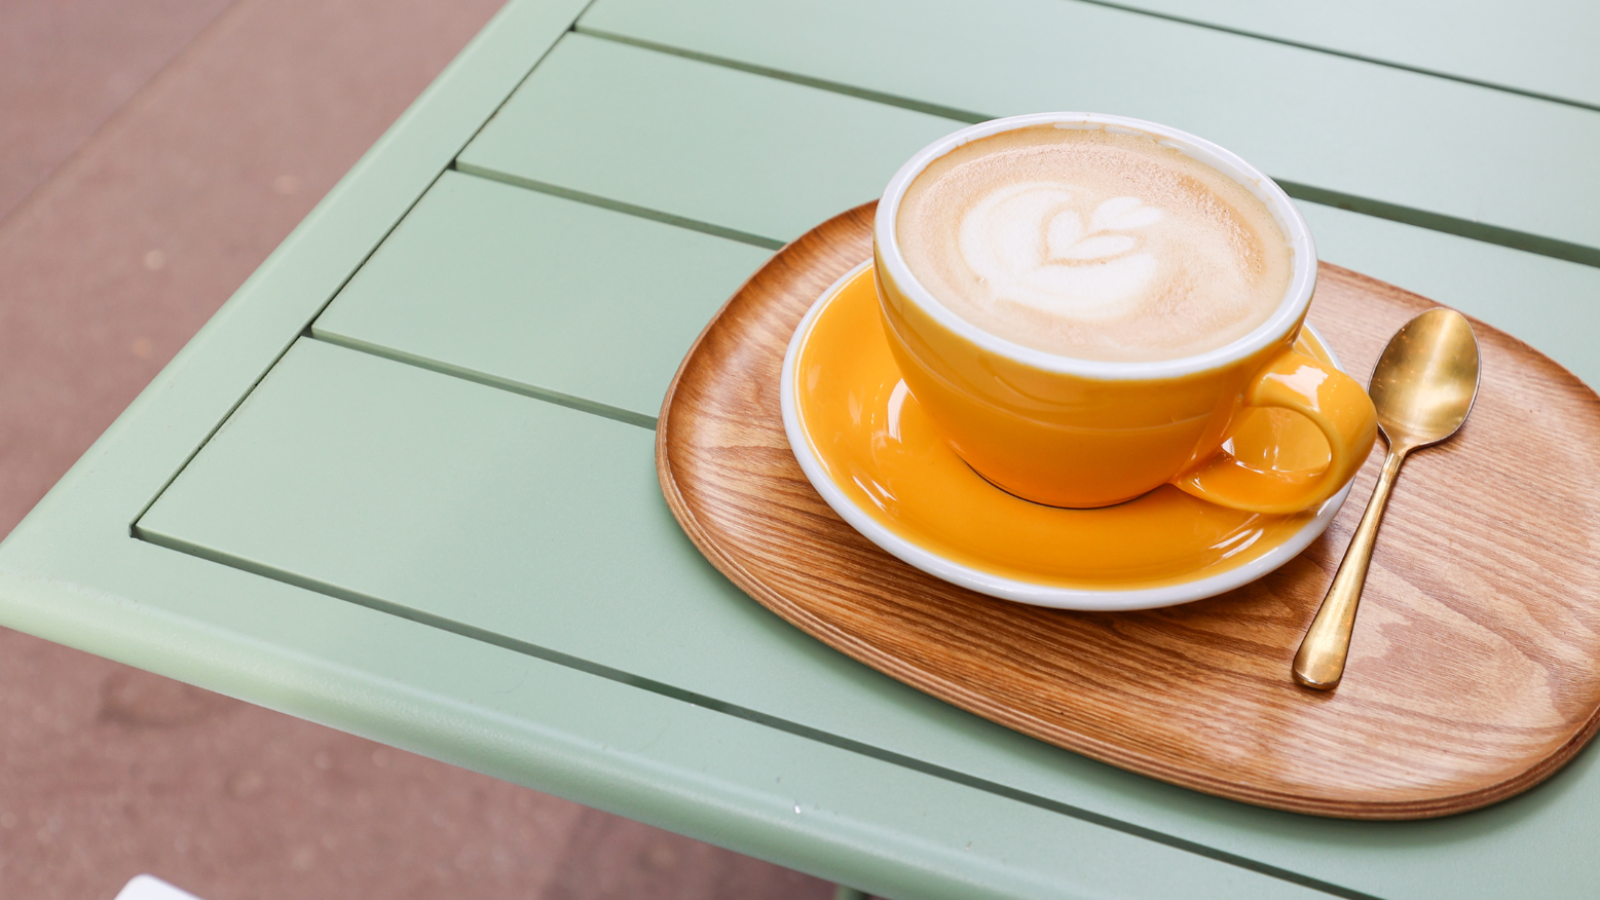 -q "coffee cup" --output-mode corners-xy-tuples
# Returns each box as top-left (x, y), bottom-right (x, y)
(873, 113), (1377, 513)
